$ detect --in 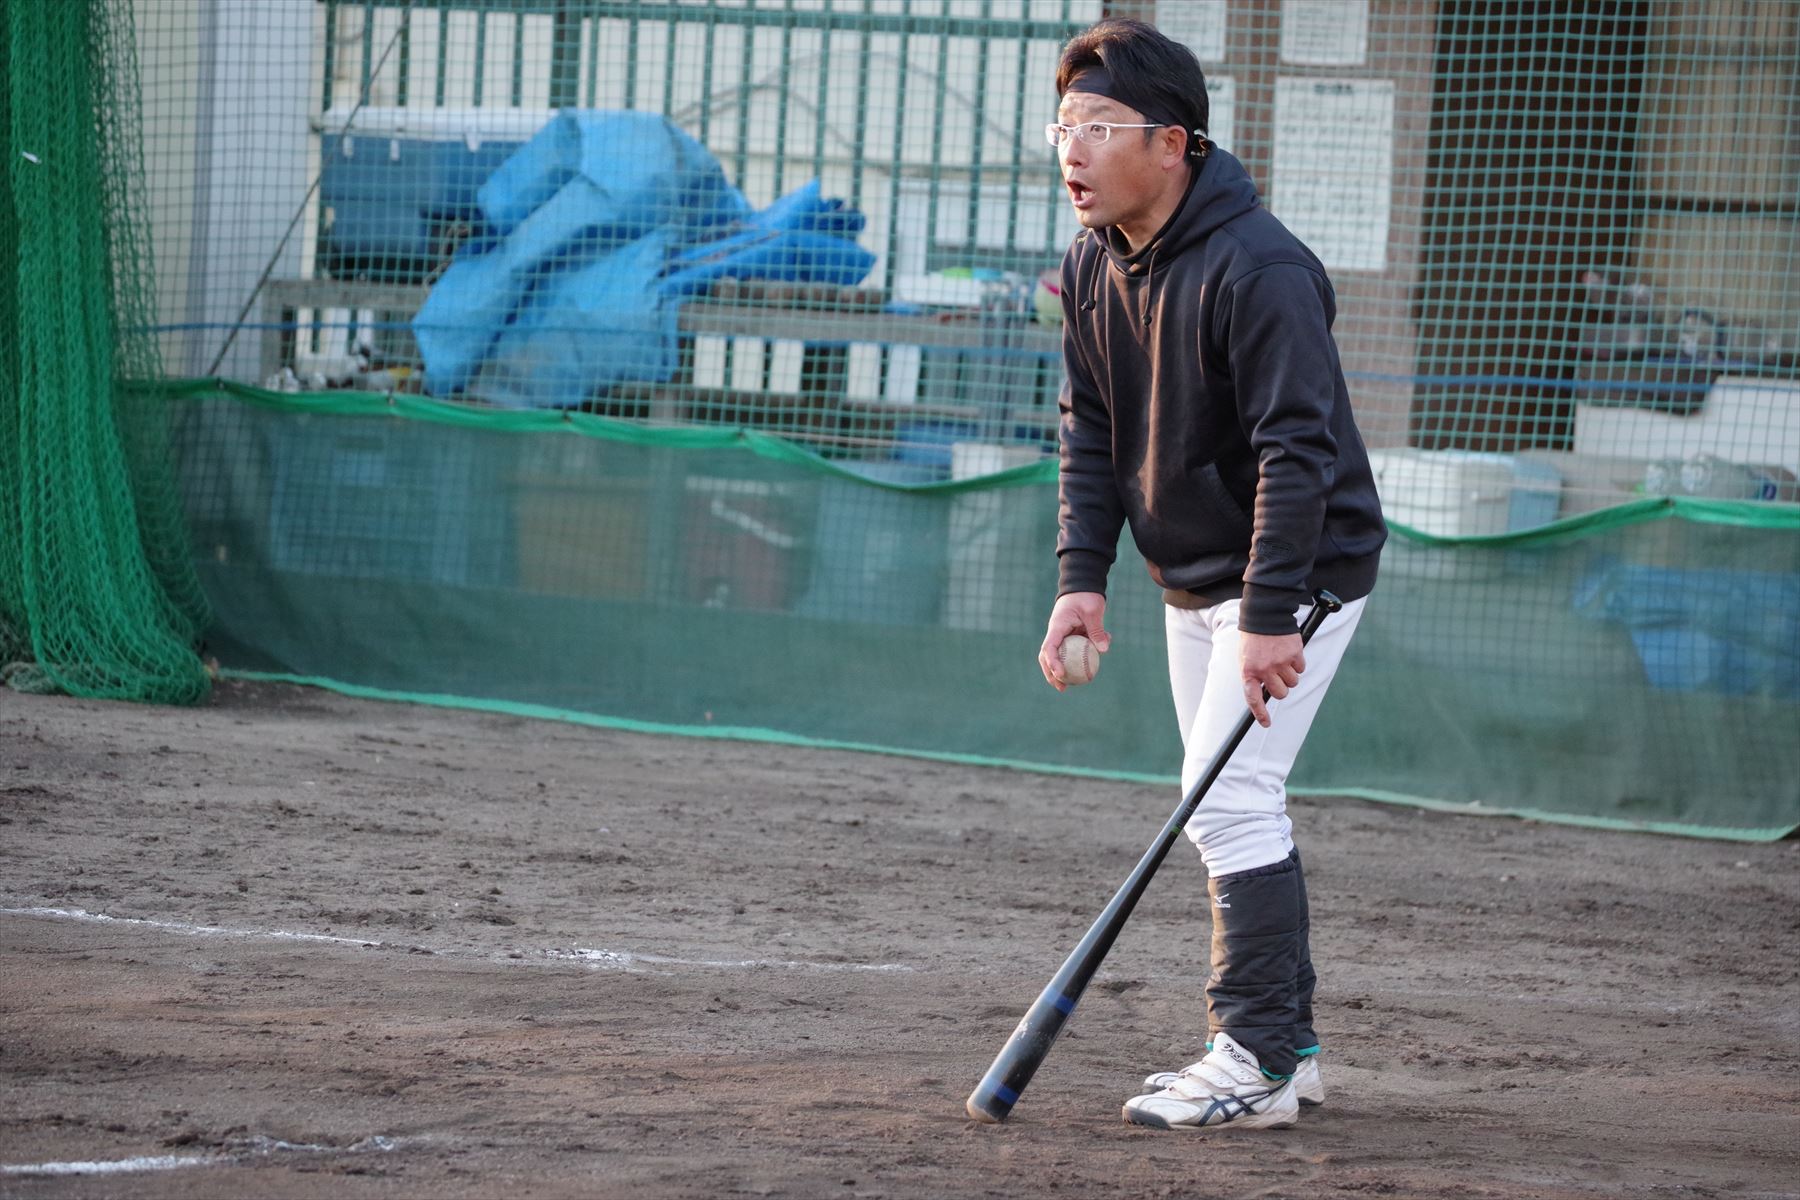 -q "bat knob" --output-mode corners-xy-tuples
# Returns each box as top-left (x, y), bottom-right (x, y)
(965, 1089), (1012, 1124)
